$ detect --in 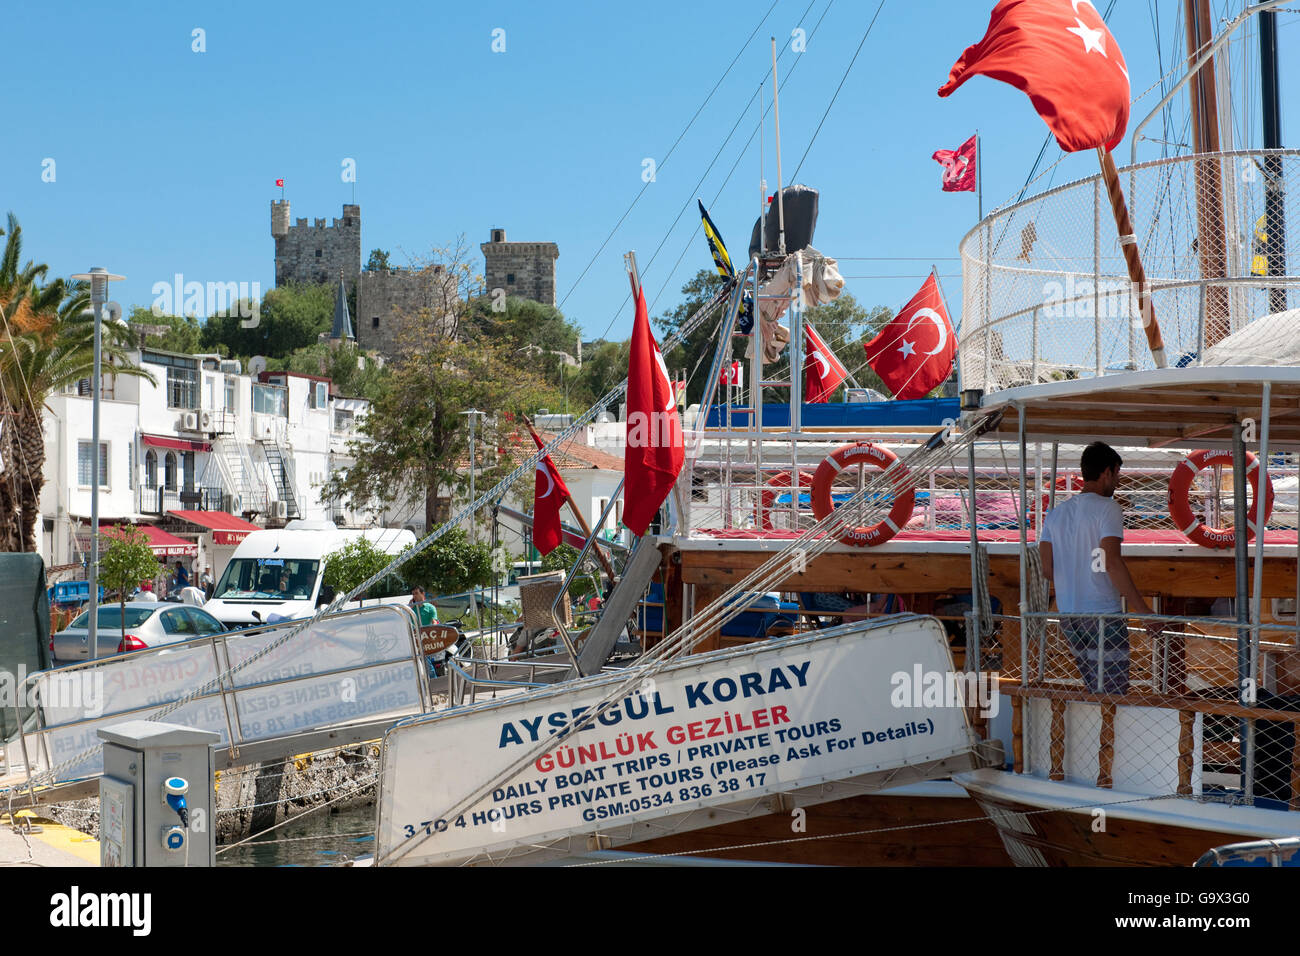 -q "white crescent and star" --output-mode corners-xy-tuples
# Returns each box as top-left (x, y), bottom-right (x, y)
(652, 348), (675, 412)
(536, 464), (555, 500)
(904, 307), (949, 357)
(811, 350), (831, 378)
(1066, 1), (1129, 82)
